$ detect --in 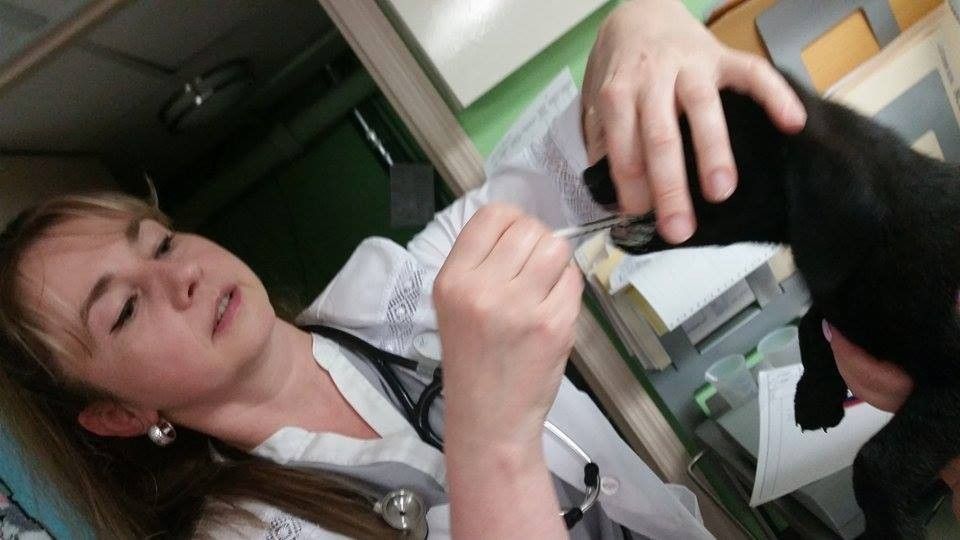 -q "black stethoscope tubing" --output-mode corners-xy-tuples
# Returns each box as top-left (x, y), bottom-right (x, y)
(303, 324), (598, 530)
(307, 325), (443, 450)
